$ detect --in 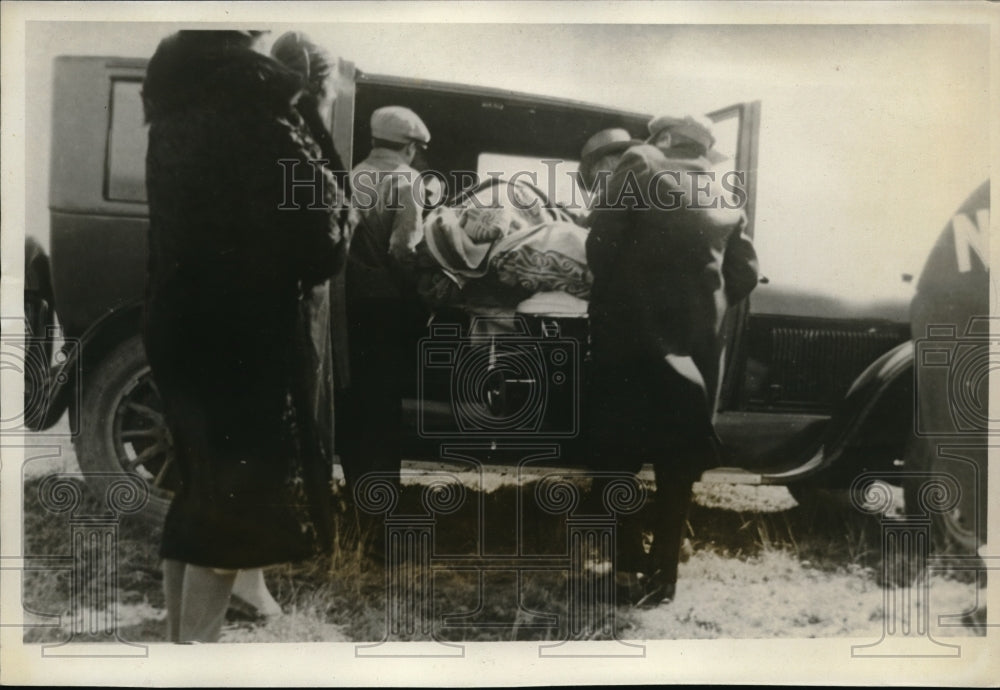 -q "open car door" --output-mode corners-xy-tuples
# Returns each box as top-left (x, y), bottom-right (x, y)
(330, 58), (358, 182)
(707, 101), (762, 412)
